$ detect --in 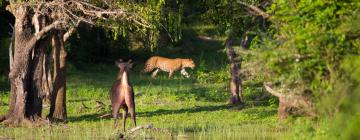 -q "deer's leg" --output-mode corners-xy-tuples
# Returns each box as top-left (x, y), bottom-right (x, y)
(168, 71), (174, 78)
(122, 107), (128, 132)
(129, 105), (137, 127)
(125, 90), (137, 128)
(180, 69), (190, 78)
(112, 103), (121, 129)
(151, 69), (159, 78)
